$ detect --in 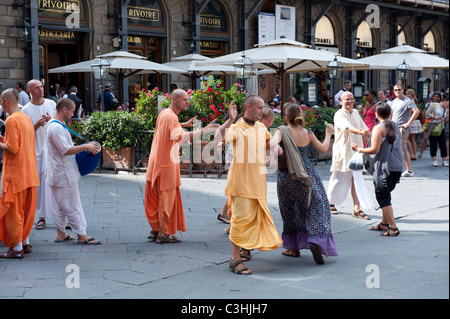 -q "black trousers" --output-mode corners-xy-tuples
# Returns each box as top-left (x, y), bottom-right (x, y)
(429, 129), (447, 158)
(375, 172), (402, 208)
